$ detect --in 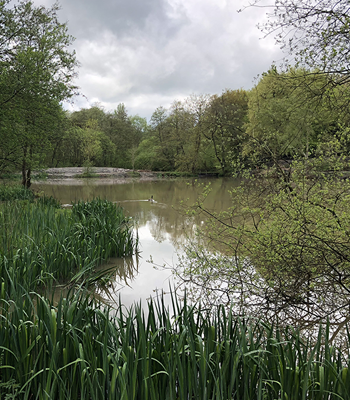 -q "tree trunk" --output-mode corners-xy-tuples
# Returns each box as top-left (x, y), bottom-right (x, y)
(21, 155), (31, 189)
